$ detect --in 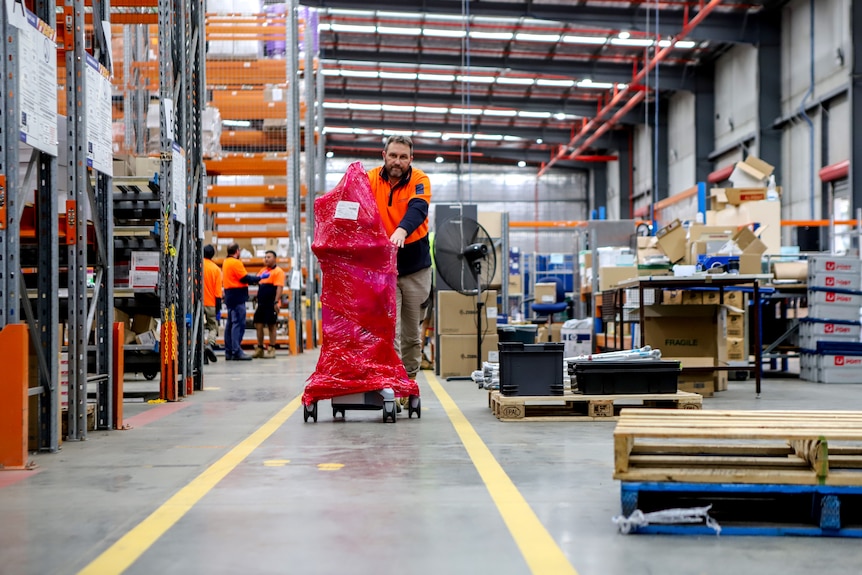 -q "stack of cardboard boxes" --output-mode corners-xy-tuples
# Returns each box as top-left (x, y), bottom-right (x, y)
(642, 290), (746, 396)
(437, 290), (499, 378)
